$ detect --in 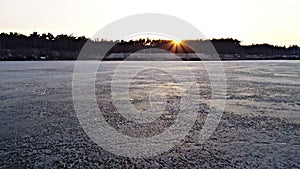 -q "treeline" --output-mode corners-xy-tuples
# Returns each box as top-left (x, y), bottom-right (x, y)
(0, 32), (90, 60)
(210, 39), (300, 58)
(0, 32), (299, 60)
